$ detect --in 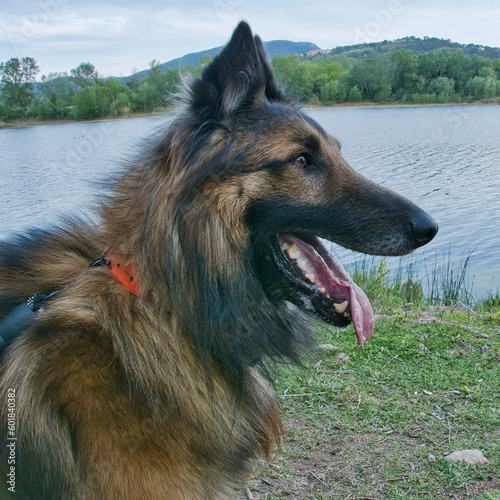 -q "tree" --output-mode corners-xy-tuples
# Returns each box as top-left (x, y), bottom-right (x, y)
(423, 49), (468, 94)
(390, 49), (418, 94)
(110, 92), (130, 116)
(72, 86), (99, 119)
(0, 57), (39, 111)
(443, 49), (468, 80)
(199, 55), (211, 68)
(71, 62), (99, 89)
(428, 76), (456, 97)
(305, 60), (348, 95)
(38, 98), (57, 120)
(0, 56), (39, 87)
(478, 66), (496, 79)
(271, 55), (314, 101)
(492, 59), (500, 79)
(131, 62), (181, 112)
(466, 76), (497, 99)
(375, 82), (392, 103)
(72, 85), (110, 119)
(348, 53), (392, 101)
(347, 85), (363, 102)
(320, 80), (346, 104)
(39, 72), (74, 118)
(142, 60), (168, 109)
(418, 52), (441, 79)
(105, 78), (126, 100)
